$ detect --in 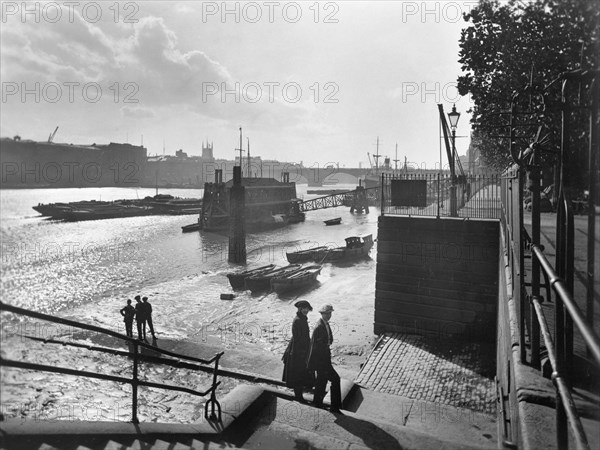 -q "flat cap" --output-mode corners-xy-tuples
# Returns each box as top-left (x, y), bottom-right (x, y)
(294, 300), (313, 310)
(134, 295), (141, 300)
(318, 304), (334, 313)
